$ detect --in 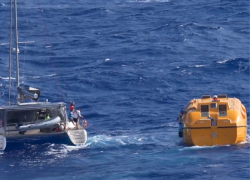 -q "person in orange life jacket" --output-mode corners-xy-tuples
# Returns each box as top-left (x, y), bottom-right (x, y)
(72, 108), (84, 129)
